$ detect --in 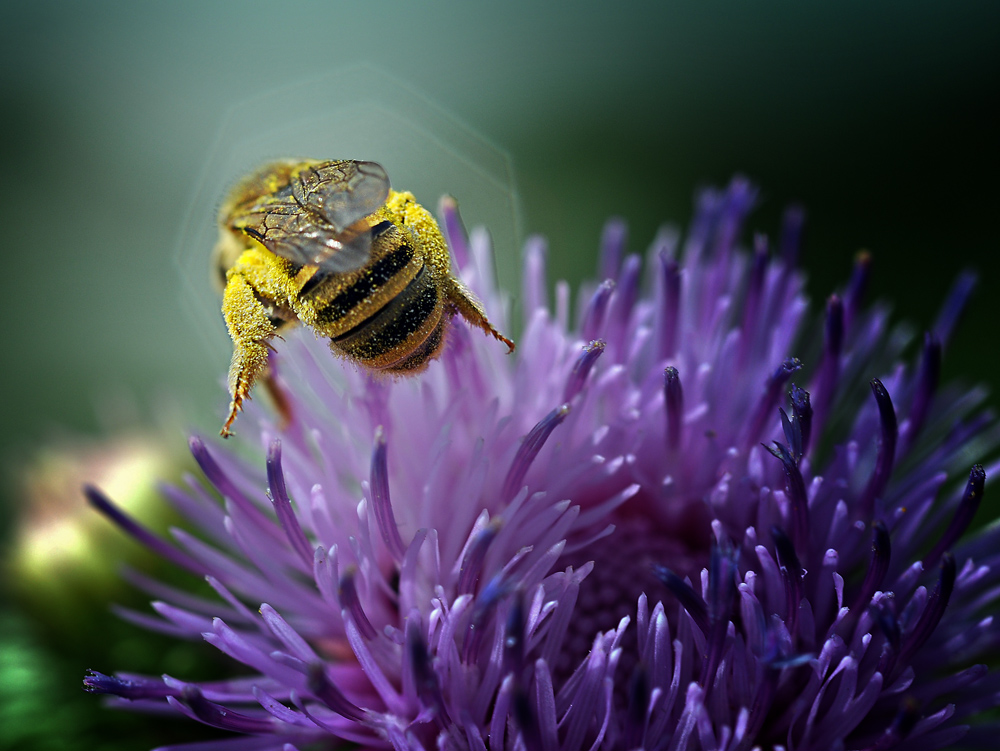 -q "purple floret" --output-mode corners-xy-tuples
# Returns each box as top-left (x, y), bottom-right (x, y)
(87, 178), (1000, 751)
